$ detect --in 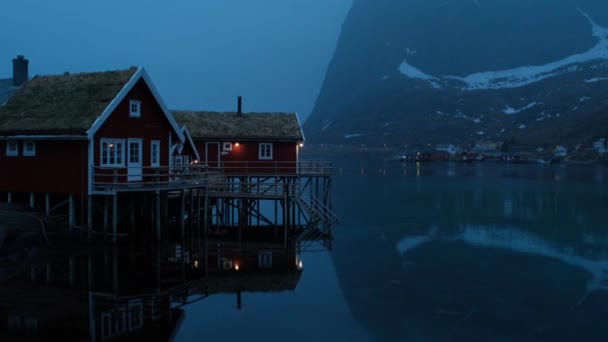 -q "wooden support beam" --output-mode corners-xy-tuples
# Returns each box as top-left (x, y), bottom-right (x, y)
(7, 192), (12, 204)
(29, 193), (35, 208)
